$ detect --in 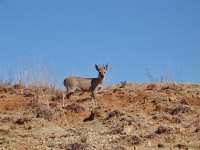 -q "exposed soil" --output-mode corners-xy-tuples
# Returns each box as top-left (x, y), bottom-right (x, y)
(0, 83), (200, 150)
